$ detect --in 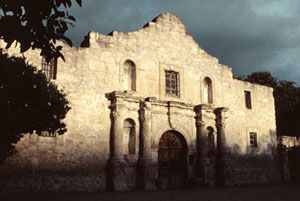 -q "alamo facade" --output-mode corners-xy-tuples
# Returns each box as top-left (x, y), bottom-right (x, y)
(0, 13), (280, 192)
